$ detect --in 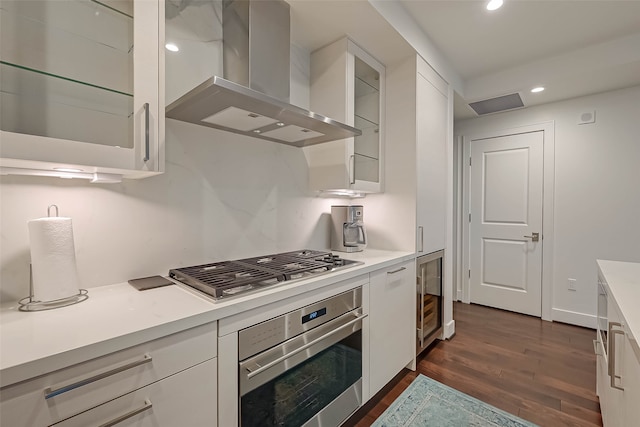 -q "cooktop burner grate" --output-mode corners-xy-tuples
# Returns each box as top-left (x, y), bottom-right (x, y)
(236, 253), (332, 280)
(280, 249), (332, 260)
(169, 249), (362, 300)
(169, 261), (285, 298)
